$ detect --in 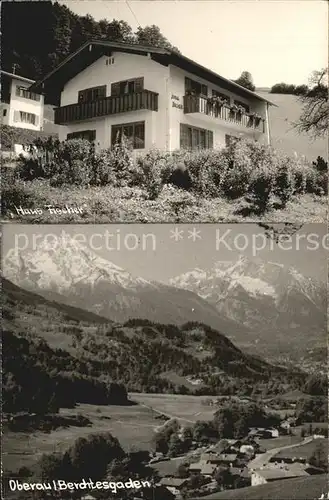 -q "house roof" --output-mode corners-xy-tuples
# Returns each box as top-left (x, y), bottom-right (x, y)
(189, 462), (203, 470)
(159, 477), (188, 488)
(29, 40), (277, 107)
(253, 467), (309, 480)
(229, 467), (251, 478)
(1, 70), (35, 84)
(200, 463), (217, 475)
(218, 454), (238, 461)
